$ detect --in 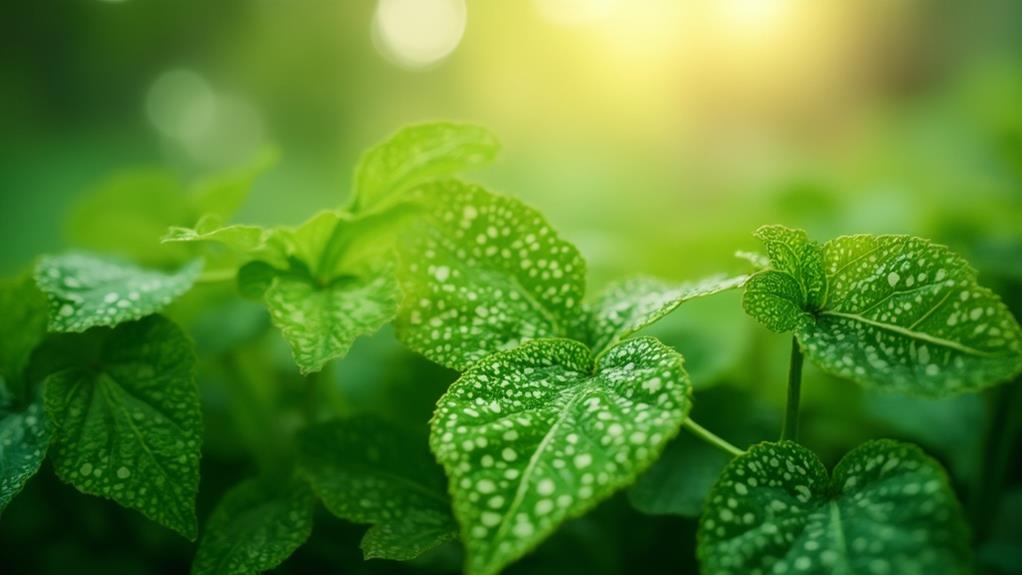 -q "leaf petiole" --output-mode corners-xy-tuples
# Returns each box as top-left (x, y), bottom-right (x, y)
(781, 335), (804, 442)
(682, 418), (745, 458)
